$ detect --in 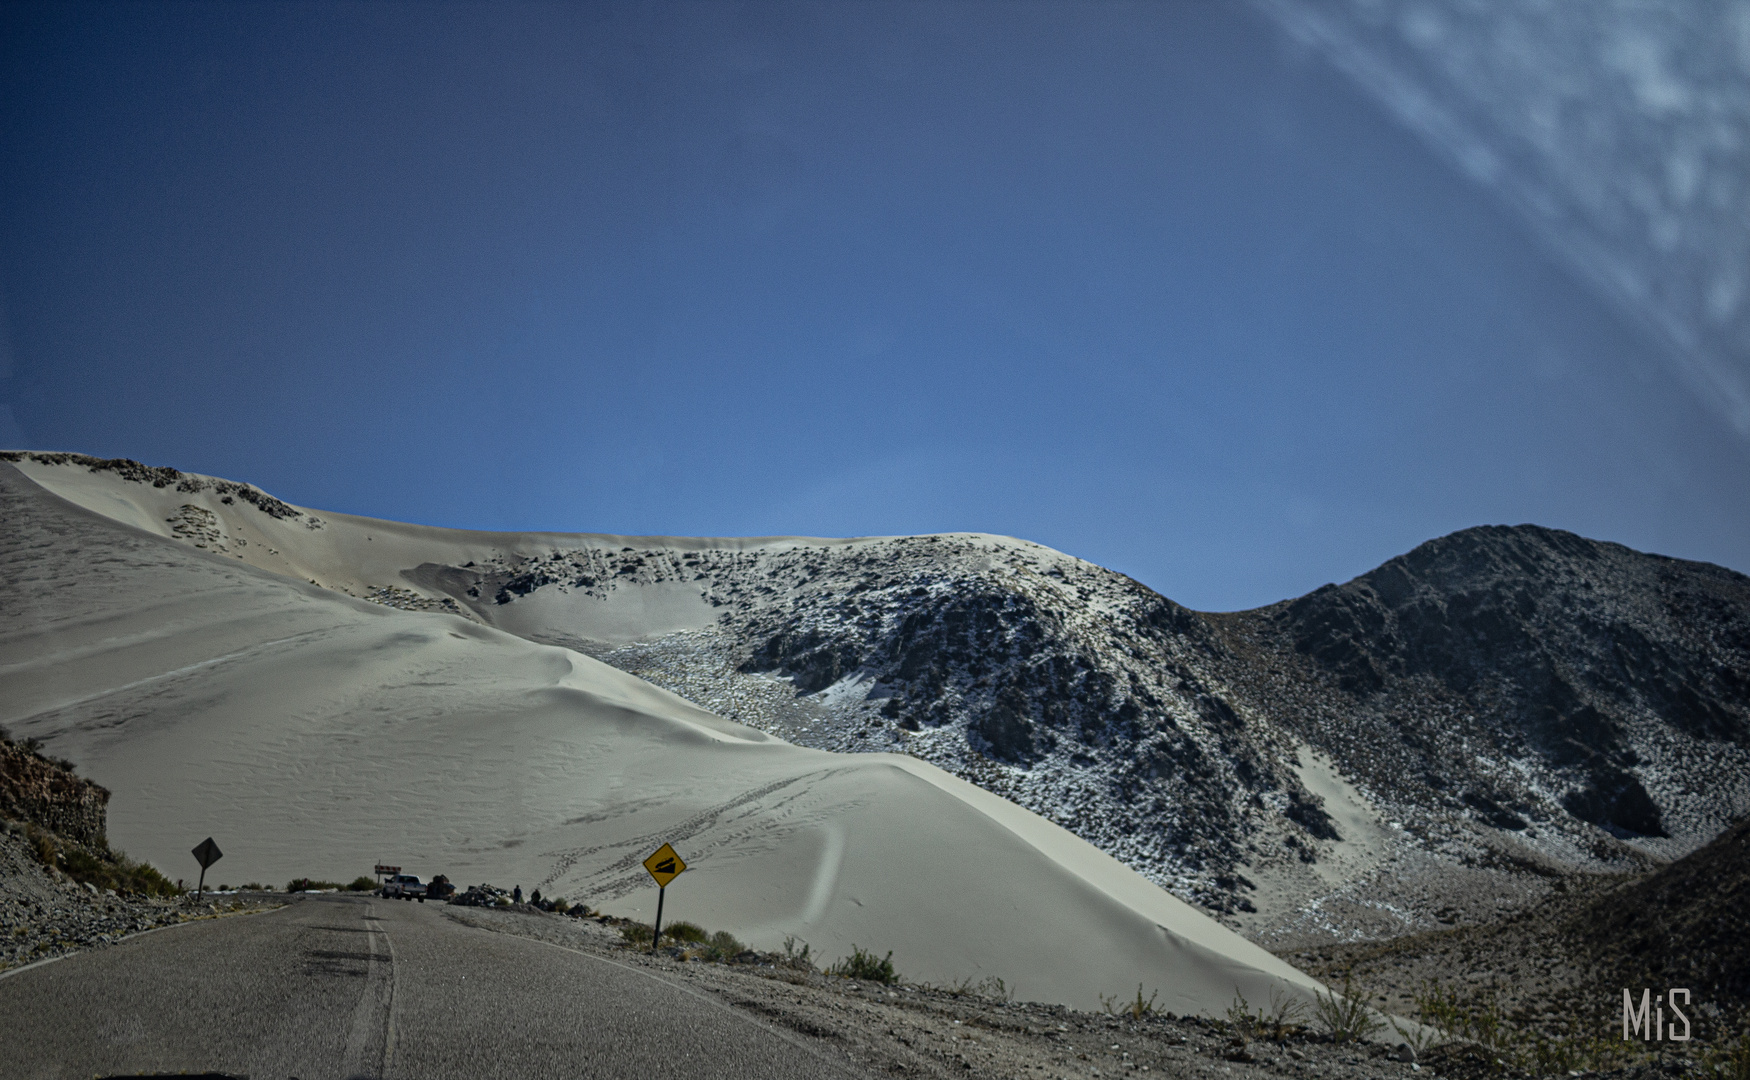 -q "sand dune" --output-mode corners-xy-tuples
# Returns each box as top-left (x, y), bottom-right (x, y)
(1, 456), (1329, 1014)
